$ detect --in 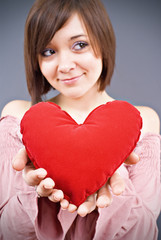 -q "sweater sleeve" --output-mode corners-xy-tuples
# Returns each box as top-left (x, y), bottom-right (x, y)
(126, 133), (161, 218)
(0, 116), (38, 240)
(93, 133), (161, 240)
